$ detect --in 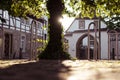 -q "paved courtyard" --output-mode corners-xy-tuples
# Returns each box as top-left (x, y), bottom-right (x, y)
(0, 59), (120, 80)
